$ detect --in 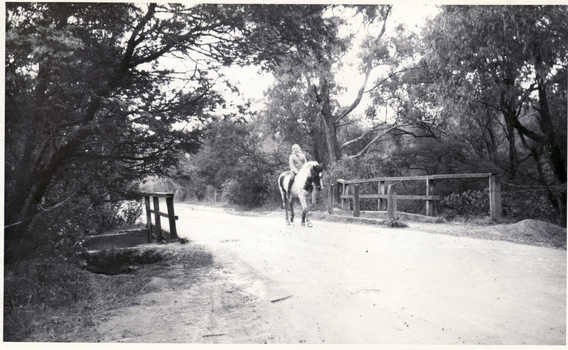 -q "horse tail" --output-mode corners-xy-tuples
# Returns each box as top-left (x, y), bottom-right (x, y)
(278, 171), (292, 192)
(278, 173), (285, 192)
(279, 171), (290, 193)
